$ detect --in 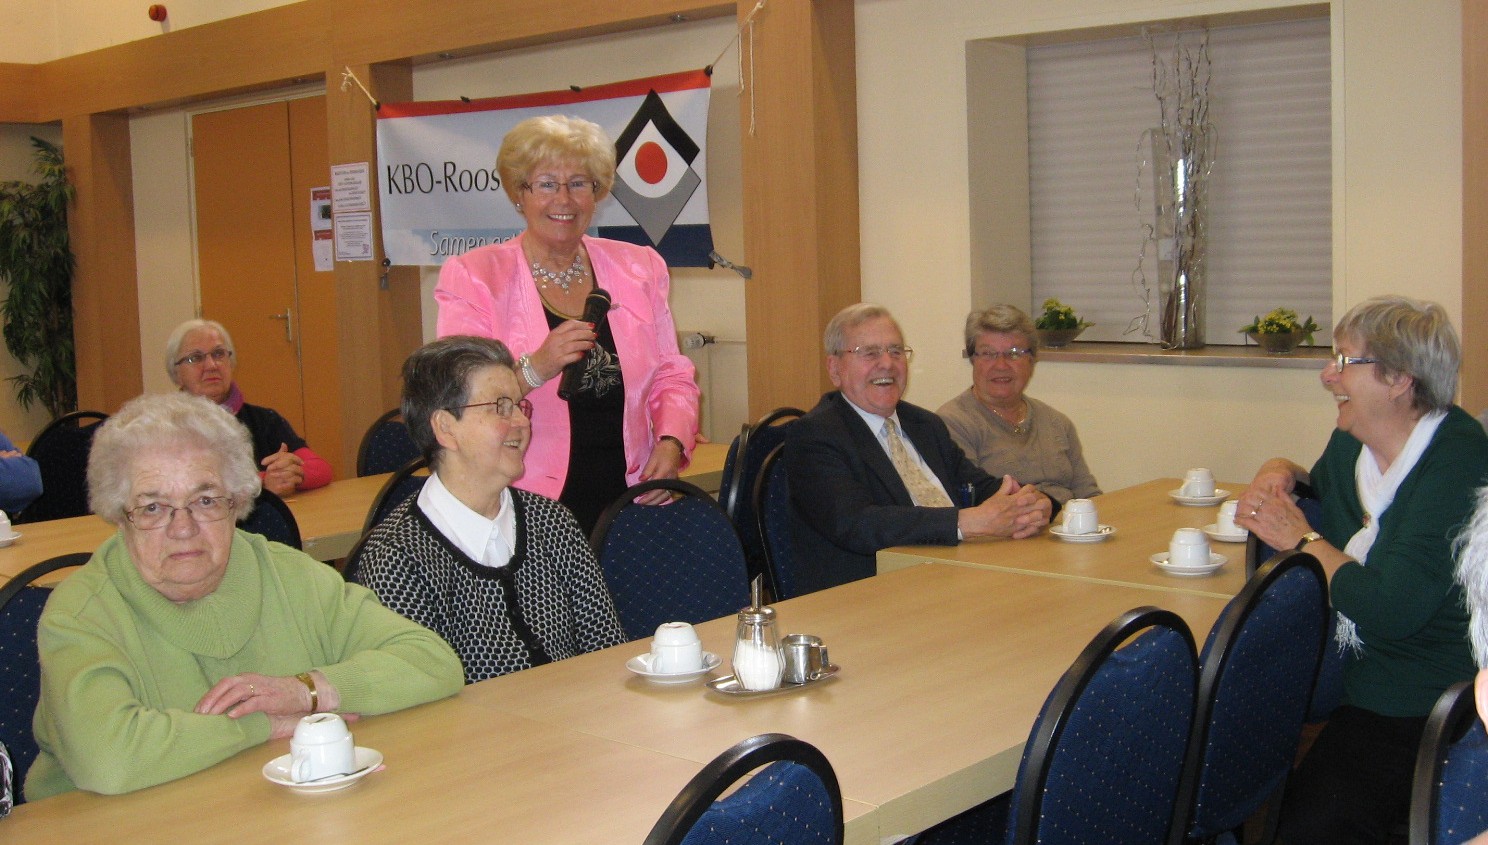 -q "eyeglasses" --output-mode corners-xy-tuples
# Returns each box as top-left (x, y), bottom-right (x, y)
(1332, 351), (1379, 373)
(522, 179), (599, 197)
(966, 347), (1035, 363)
(838, 345), (914, 362)
(174, 347), (233, 368)
(448, 397), (534, 419)
(125, 495), (235, 530)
